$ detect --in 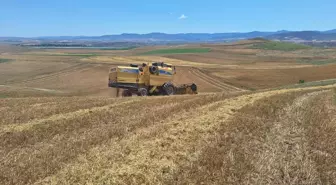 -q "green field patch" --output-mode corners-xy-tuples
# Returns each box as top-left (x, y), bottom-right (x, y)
(141, 48), (211, 55)
(279, 78), (336, 89)
(250, 41), (311, 51)
(0, 94), (8, 98)
(100, 46), (137, 50)
(49, 53), (98, 57)
(0, 58), (13, 63)
(298, 58), (336, 65)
